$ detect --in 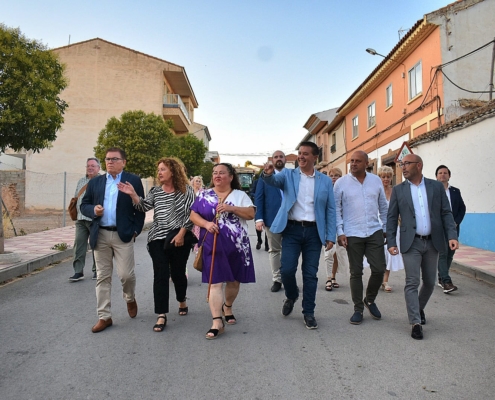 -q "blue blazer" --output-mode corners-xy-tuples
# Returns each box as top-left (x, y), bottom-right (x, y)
(262, 168), (336, 245)
(254, 176), (283, 228)
(81, 172), (145, 249)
